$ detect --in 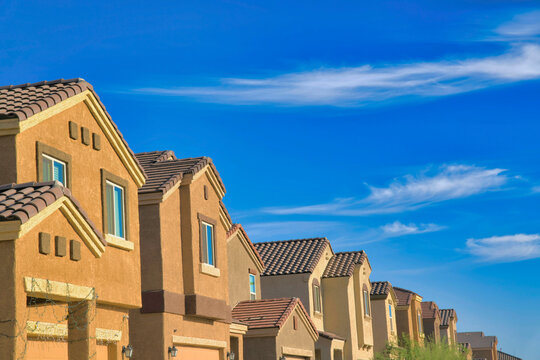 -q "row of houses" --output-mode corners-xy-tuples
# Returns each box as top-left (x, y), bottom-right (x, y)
(0, 78), (521, 360)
